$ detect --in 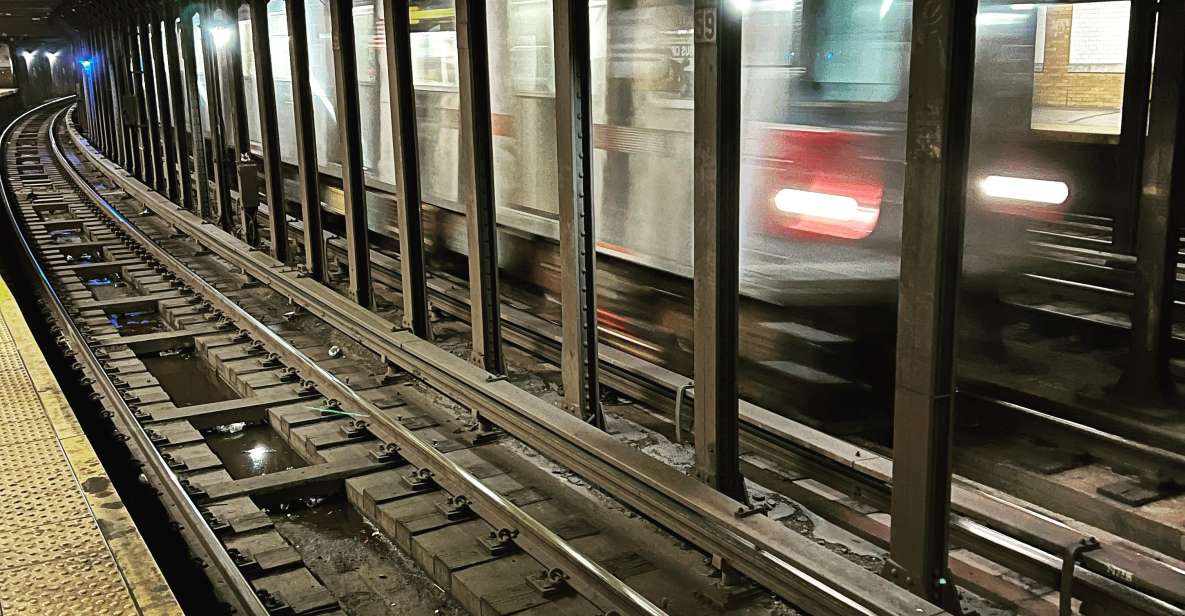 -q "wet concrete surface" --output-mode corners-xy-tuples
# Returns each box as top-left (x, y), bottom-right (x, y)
(140, 353), (240, 407)
(272, 501), (464, 616)
(205, 424), (307, 479)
